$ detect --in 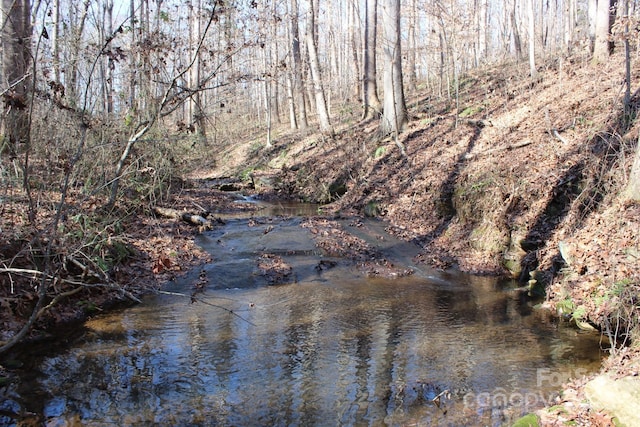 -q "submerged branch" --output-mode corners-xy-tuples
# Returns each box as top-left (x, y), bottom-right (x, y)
(157, 290), (256, 326)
